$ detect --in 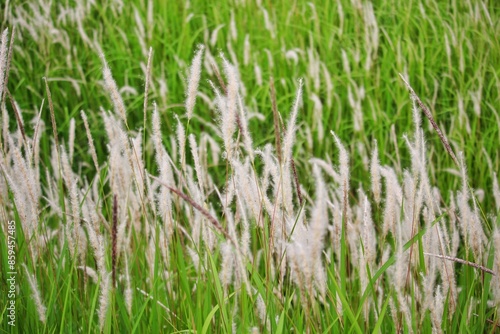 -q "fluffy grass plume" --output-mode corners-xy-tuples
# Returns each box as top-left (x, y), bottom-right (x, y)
(1, 1), (499, 333)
